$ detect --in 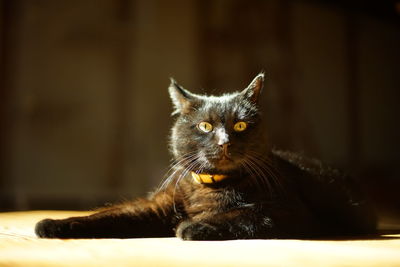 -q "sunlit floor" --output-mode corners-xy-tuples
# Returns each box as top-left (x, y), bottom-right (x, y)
(0, 211), (399, 267)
